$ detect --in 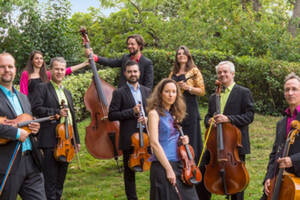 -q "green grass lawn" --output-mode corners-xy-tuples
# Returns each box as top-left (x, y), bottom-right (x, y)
(61, 111), (279, 200)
